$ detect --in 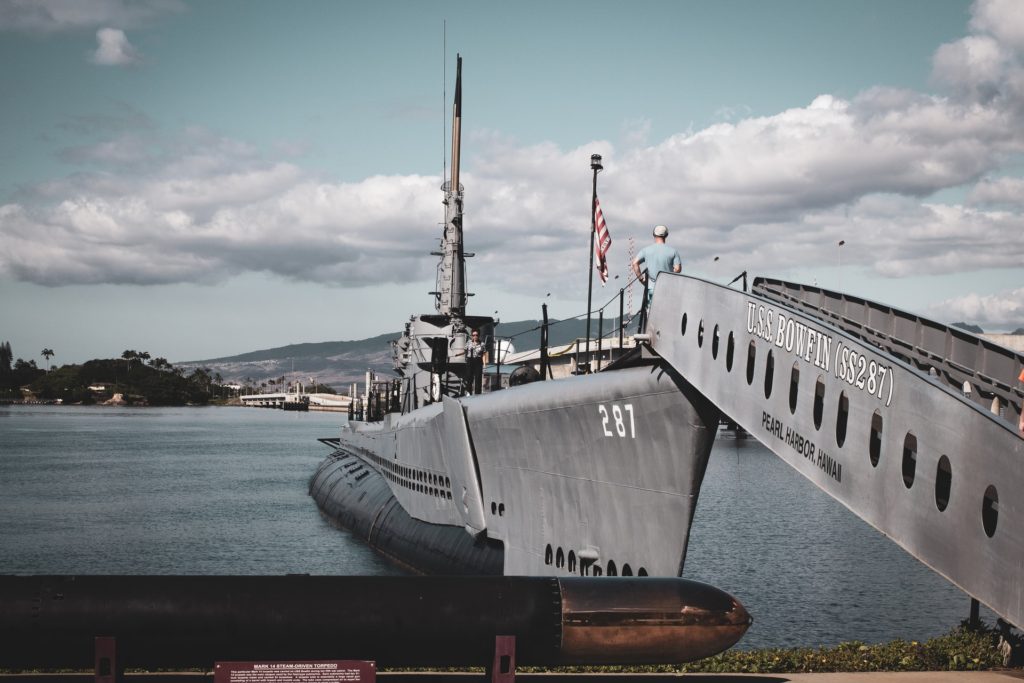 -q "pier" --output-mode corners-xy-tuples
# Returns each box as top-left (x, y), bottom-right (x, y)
(240, 392), (350, 411)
